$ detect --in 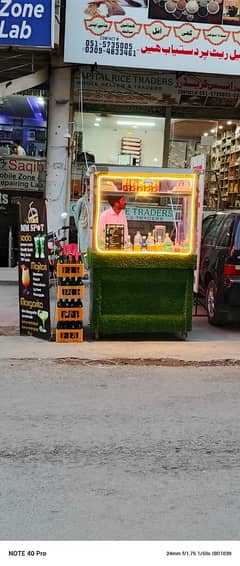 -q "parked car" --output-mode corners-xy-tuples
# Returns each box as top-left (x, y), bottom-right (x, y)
(199, 211), (240, 325)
